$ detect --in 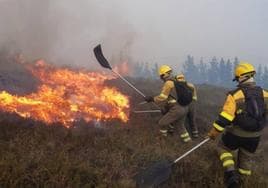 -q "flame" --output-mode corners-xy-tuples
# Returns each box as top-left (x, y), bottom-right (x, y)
(113, 61), (131, 76)
(0, 60), (130, 127)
